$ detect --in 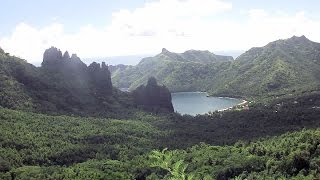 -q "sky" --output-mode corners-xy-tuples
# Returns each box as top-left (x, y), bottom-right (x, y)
(1, 0), (320, 65)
